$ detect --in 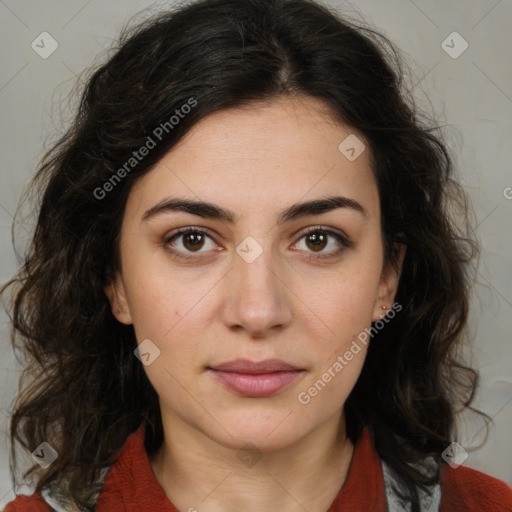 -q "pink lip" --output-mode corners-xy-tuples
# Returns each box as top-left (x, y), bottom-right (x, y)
(208, 359), (304, 397)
